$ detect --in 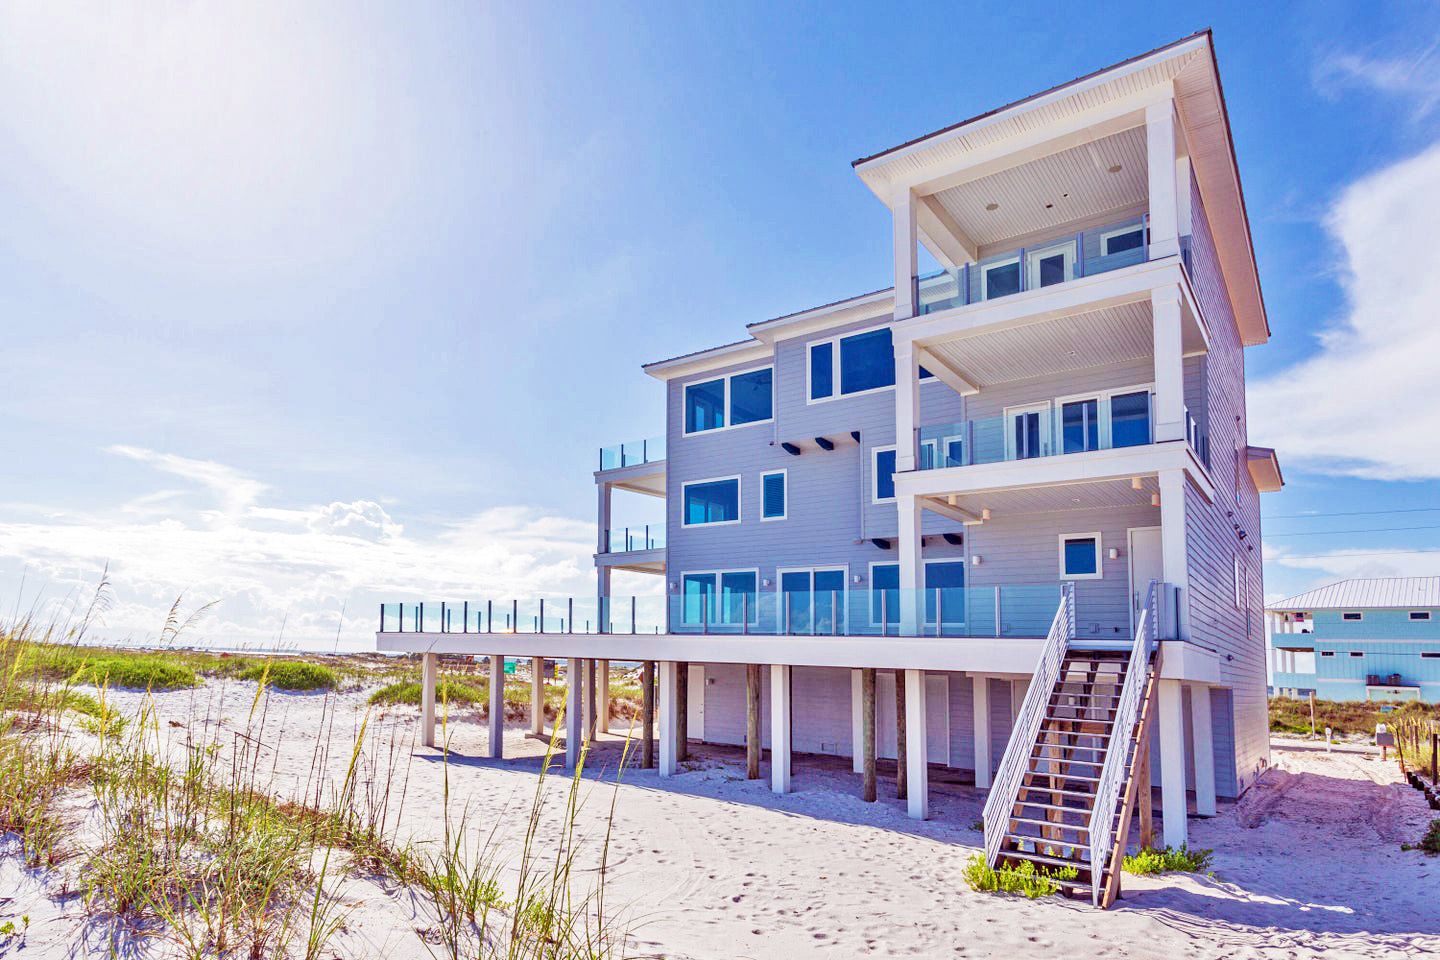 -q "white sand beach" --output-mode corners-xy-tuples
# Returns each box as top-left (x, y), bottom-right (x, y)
(3, 680), (1437, 959)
